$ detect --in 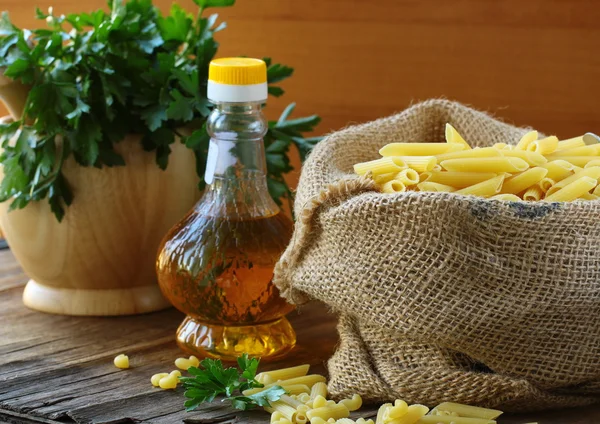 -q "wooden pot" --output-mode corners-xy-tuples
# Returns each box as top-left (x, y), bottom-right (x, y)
(0, 127), (201, 316)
